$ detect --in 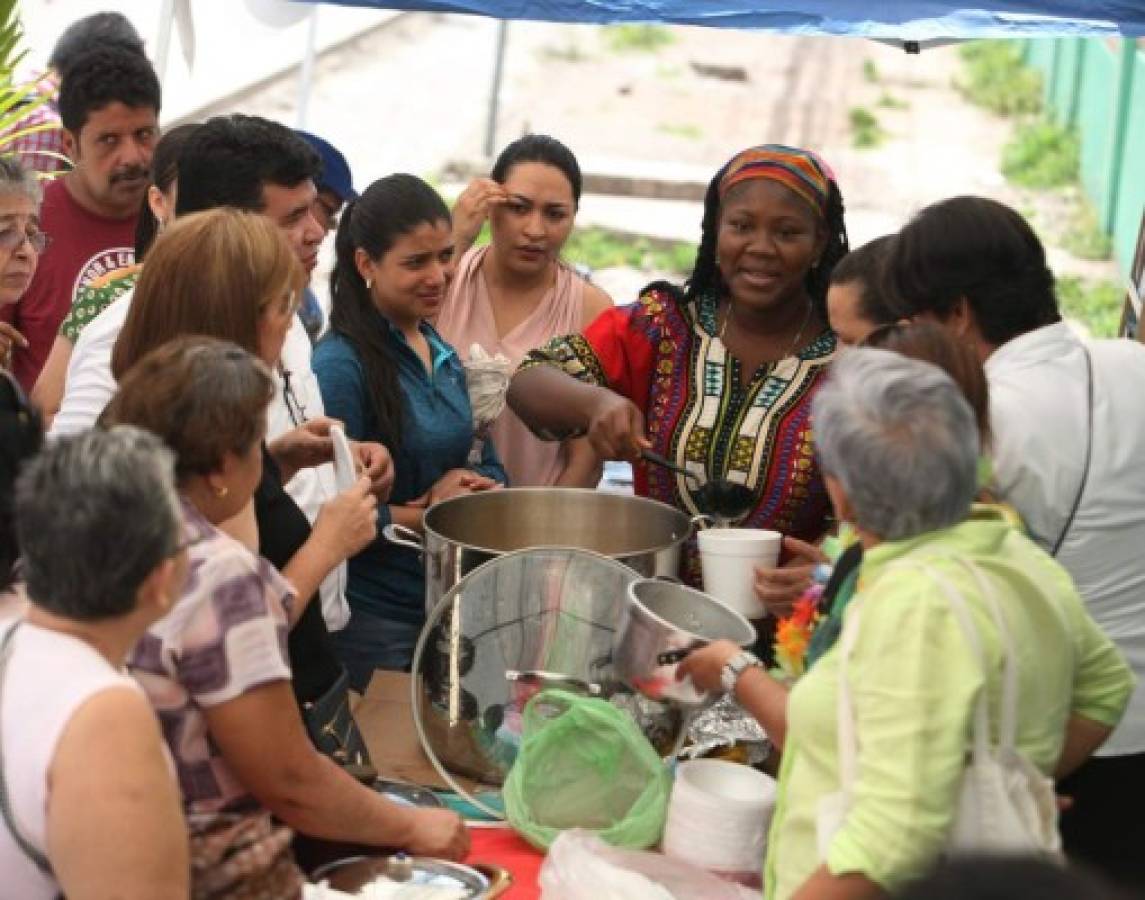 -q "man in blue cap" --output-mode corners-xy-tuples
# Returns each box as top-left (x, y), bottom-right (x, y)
(295, 130), (358, 342)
